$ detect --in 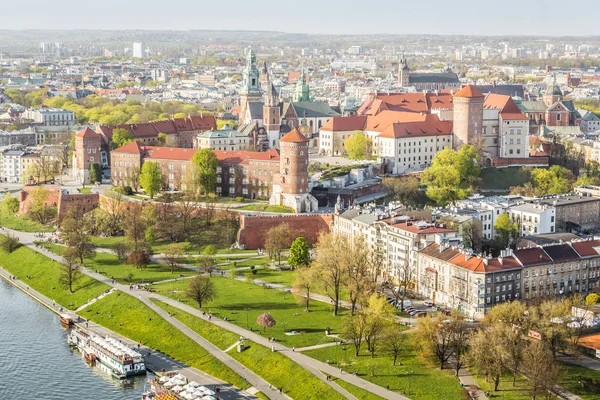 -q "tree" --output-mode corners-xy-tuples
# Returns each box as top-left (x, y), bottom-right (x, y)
(101, 187), (126, 236)
(292, 266), (317, 312)
(342, 236), (375, 314)
(163, 243), (185, 273)
(391, 261), (415, 312)
(257, 312), (276, 332)
(533, 299), (571, 360)
(111, 128), (134, 149)
(415, 314), (454, 369)
(140, 161), (162, 199)
(186, 275), (217, 308)
(448, 313), (471, 377)
(264, 223), (293, 266)
(343, 308), (368, 356)
(460, 220), (483, 253)
(123, 203), (148, 252)
(521, 341), (559, 400)
(494, 213), (519, 249)
(344, 130), (372, 160)
(197, 255), (215, 275)
(511, 165), (574, 196)
(381, 324), (407, 366)
(127, 249), (152, 269)
(157, 132), (167, 145)
(0, 233), (20, 253)
(60, 250), (81, 294)
(191, 148), (218, 195)
(2, 193), (19, 215)
(313, 232), (348, 316)
(422, 146), (480, 206)
(28, 187), (56, 224)
(89, 163), (102, 185)
(468, 326), (506, 392)
(60, 206), (95, 265)
(382, 176), (424, 207)
(114, 242), (130, 262)
(288, 236), (310, 268)
(362, 294), (396, 357)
